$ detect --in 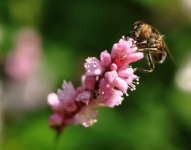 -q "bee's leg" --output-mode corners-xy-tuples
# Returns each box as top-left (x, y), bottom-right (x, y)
(146, 51), (154, 72)
(137, 48), (157, 52)
(134, 51), (154, 73)
(156, 35), (164, 42)
(126, 30), (134, 39)
(126, 31), (131, 37)
(136, 40), (147, 46)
